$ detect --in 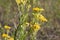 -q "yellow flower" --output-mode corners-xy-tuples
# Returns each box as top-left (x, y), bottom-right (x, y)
(4, 25), (11, 30)
(33, 7), (44, 12)
(15, 0), (21, 5)
(32, 23), (41, 32)
(8, 37), (14, 40)
(2, 34), (9, 38)
(39, 14), (47, 22)
(33, 13), (47, 22)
